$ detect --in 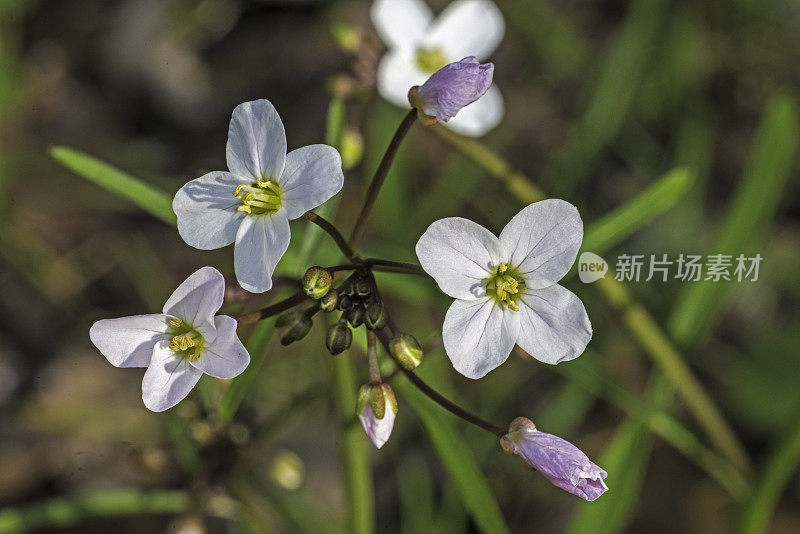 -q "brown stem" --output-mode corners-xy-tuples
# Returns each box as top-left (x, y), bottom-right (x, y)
(348, 109), (417, 251)
(366, 258), (428, 276)
(303, 211), (361, 263)
(367, 330), (381, 385)
(235, 291), (308, 325)
(375, 327), (505, 437)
